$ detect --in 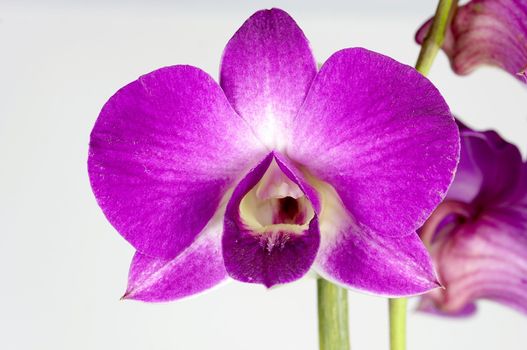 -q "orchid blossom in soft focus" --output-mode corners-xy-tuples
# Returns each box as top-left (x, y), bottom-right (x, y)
(88, 8), (460, 302)
(418, 123), (527, 316)
(416, 0), (527, 83)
